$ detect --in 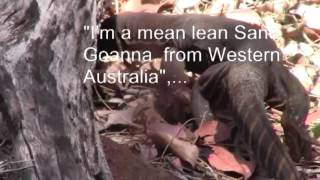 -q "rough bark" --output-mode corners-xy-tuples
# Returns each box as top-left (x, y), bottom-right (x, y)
(0, 0), (112, 180)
